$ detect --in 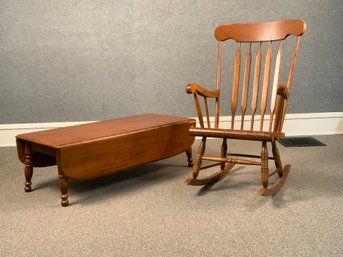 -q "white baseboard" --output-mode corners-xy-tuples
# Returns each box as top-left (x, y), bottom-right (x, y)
(1, 112), (342, 147)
